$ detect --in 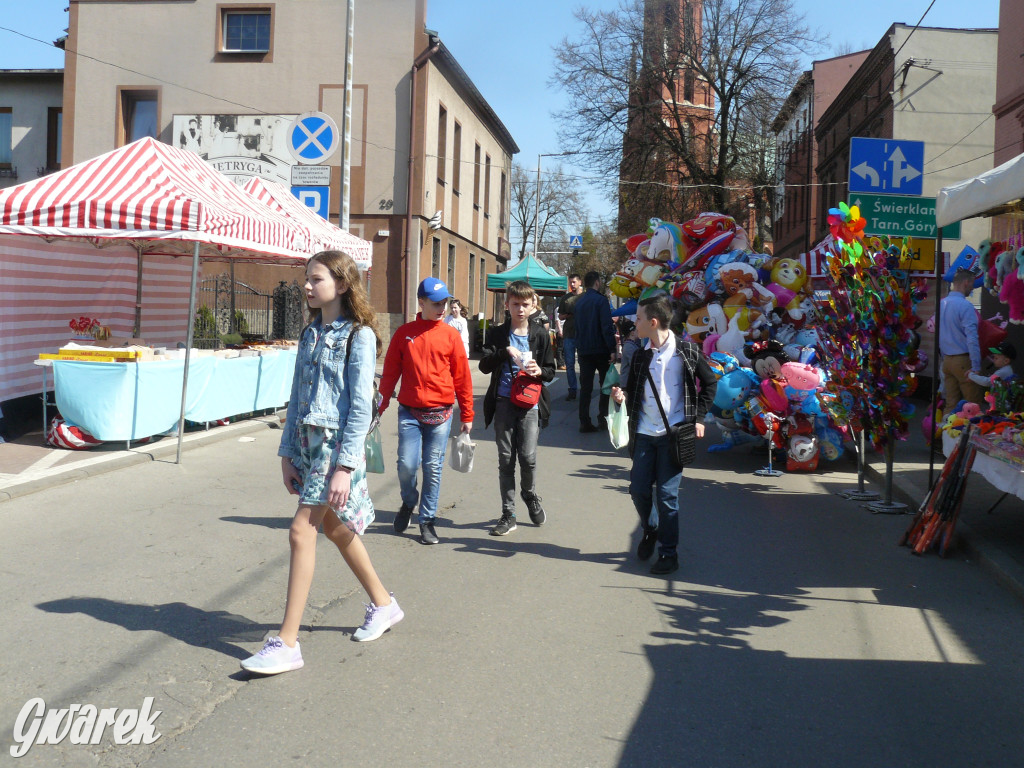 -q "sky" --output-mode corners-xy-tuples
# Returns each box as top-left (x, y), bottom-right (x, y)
(0, 0), (1002, 241)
